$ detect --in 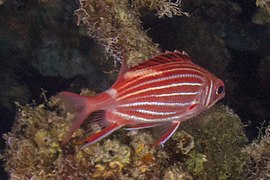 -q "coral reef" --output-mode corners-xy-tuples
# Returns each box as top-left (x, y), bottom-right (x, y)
(243, 125), (270, 179)
(162, 165), (193, 180)
(74, 0), (162, 66)
(132, 0), (189, 18)
(170, 105), (250, 179)
(74, 0), (188, 66)
(1, 92), (250, 179)
(1, 95), (132, 179)
(171, 130), (194, 155)
(252, 8), (270, 24)
(256, 0), (270, 14)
